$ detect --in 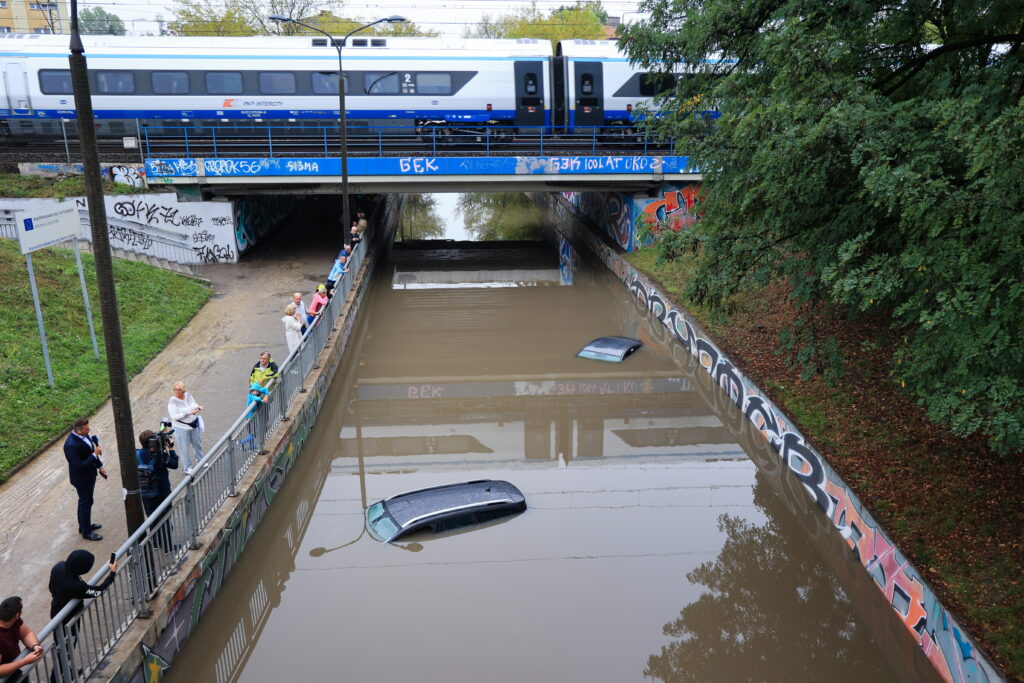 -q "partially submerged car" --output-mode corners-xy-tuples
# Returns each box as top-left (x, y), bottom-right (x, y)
(366, 480), (527, 543)
(577, 336), (643, 363)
